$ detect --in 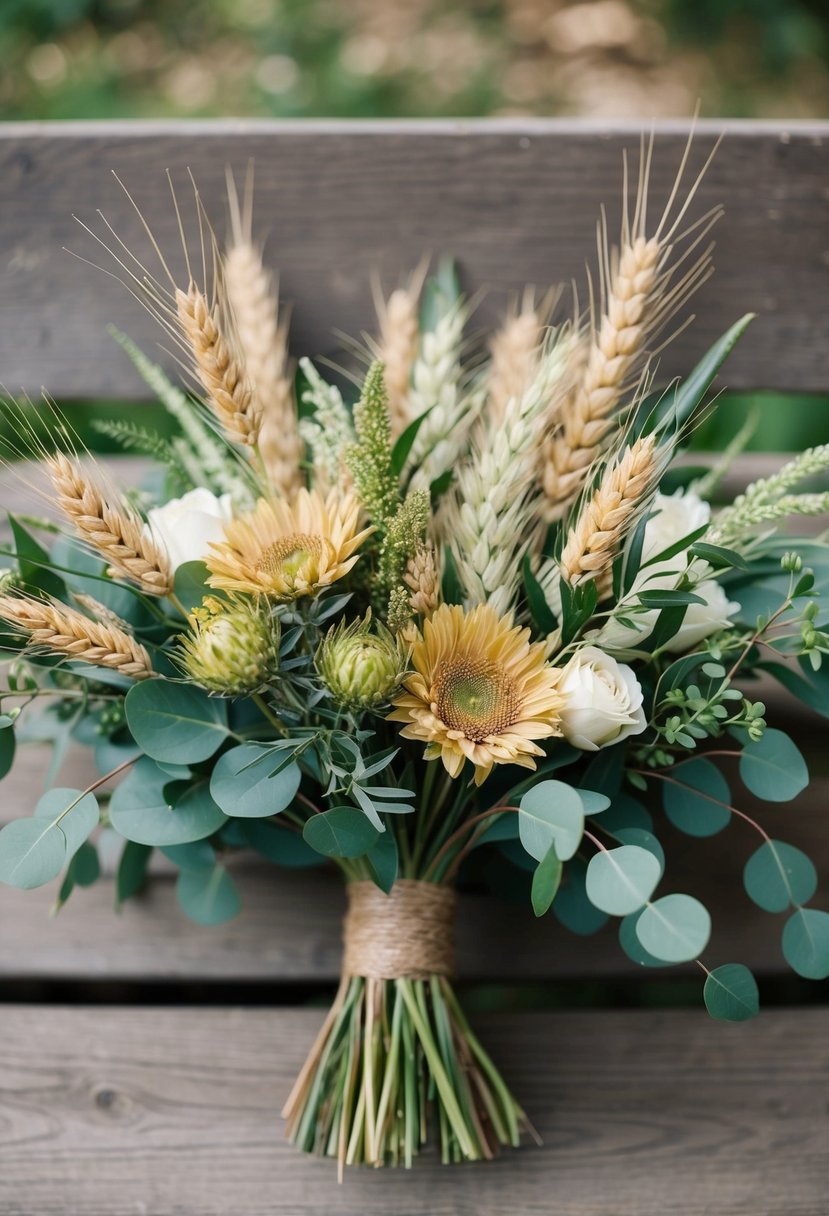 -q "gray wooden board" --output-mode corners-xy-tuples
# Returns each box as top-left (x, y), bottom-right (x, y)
(1, 120), (828, 397)
(0, 1005), (827, 1215)
(1, 741), (827, 983)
